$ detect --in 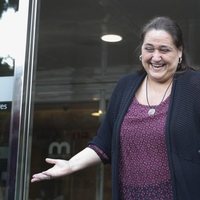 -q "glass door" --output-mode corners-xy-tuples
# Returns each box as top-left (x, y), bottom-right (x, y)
(0, 0), (39, 199)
